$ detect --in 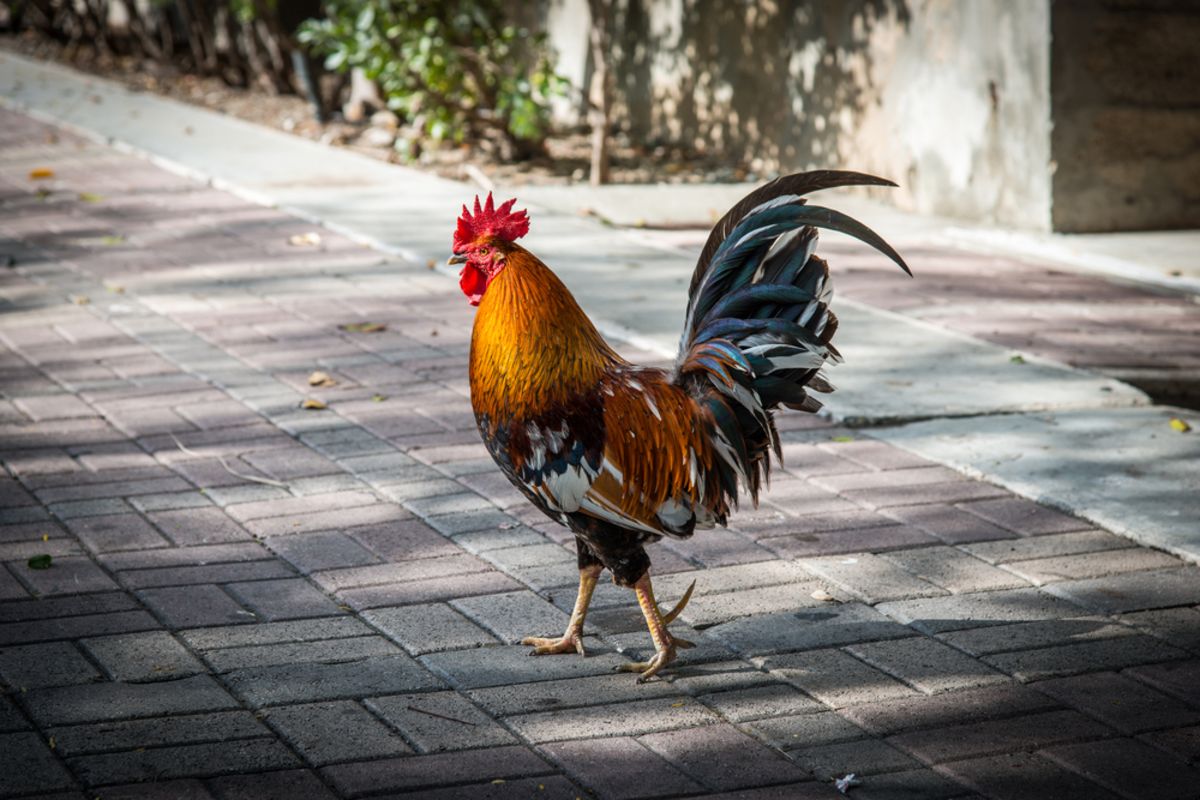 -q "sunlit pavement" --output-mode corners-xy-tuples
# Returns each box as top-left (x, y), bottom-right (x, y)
(2, 106), (1200, 799)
